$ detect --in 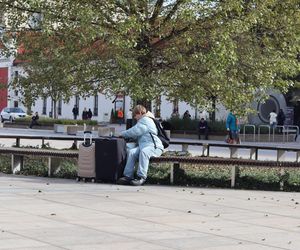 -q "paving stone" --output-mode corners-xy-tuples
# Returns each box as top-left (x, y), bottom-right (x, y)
(0, 174), (300, 249)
